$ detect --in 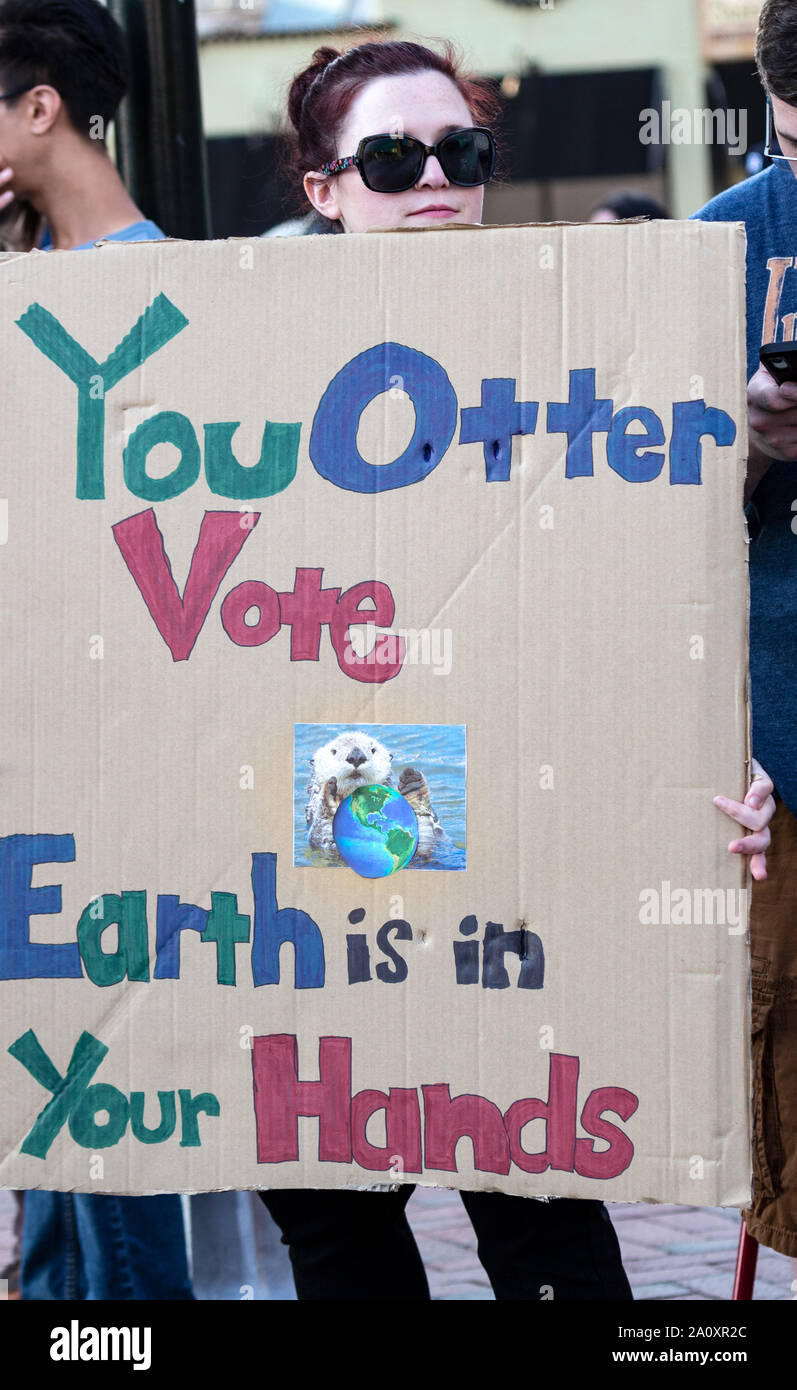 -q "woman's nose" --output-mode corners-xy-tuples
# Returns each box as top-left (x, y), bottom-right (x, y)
(416, 153), (448, 188)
